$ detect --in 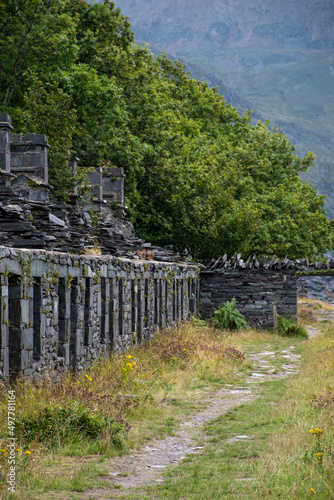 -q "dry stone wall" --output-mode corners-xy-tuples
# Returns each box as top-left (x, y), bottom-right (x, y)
(200, 269), (297, 328)
(0, 246), (199, 383)
(200, 254), (334, 328)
